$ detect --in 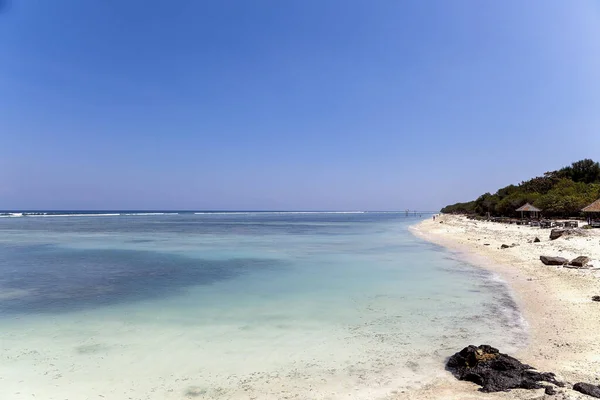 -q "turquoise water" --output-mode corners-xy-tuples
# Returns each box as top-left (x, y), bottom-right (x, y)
(0, 212), (526, 399)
